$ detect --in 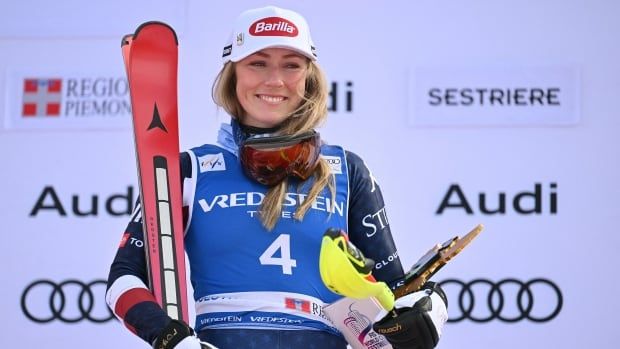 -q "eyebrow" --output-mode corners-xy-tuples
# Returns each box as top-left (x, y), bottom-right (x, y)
(252, 51), (305, 59)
